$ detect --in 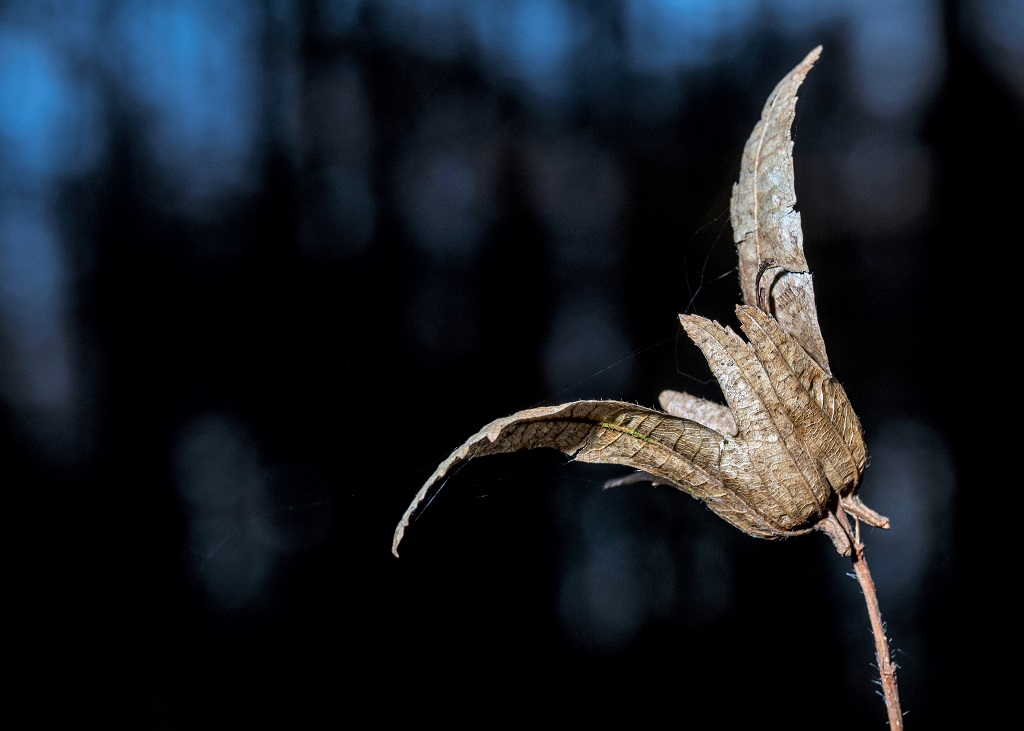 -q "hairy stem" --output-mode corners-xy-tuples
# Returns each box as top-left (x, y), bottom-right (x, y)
(836, 508), (903, 729)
